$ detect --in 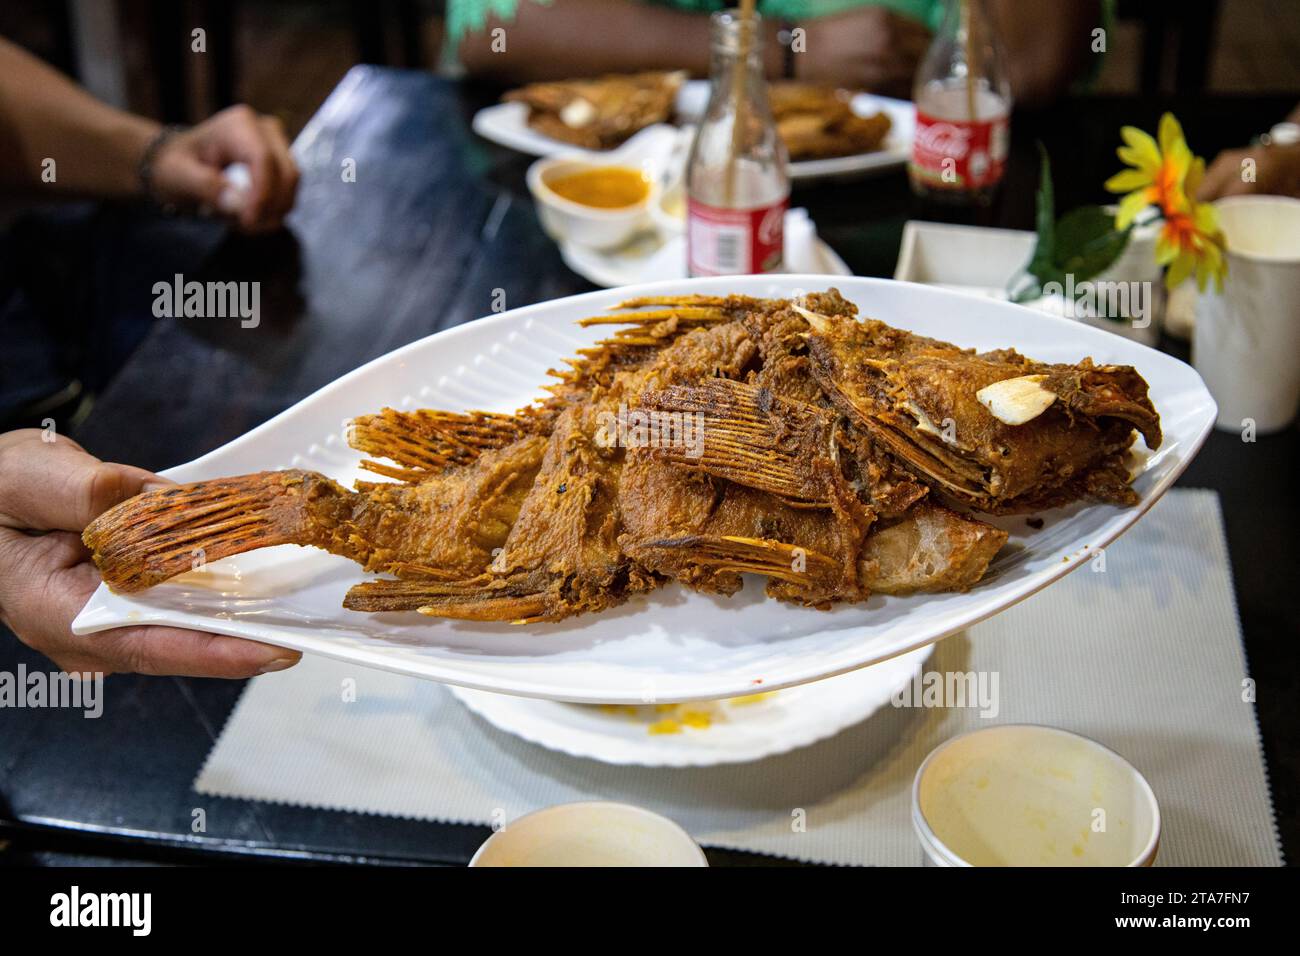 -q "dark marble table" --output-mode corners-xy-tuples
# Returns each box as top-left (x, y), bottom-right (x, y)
(1, 67), (1295, 866)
